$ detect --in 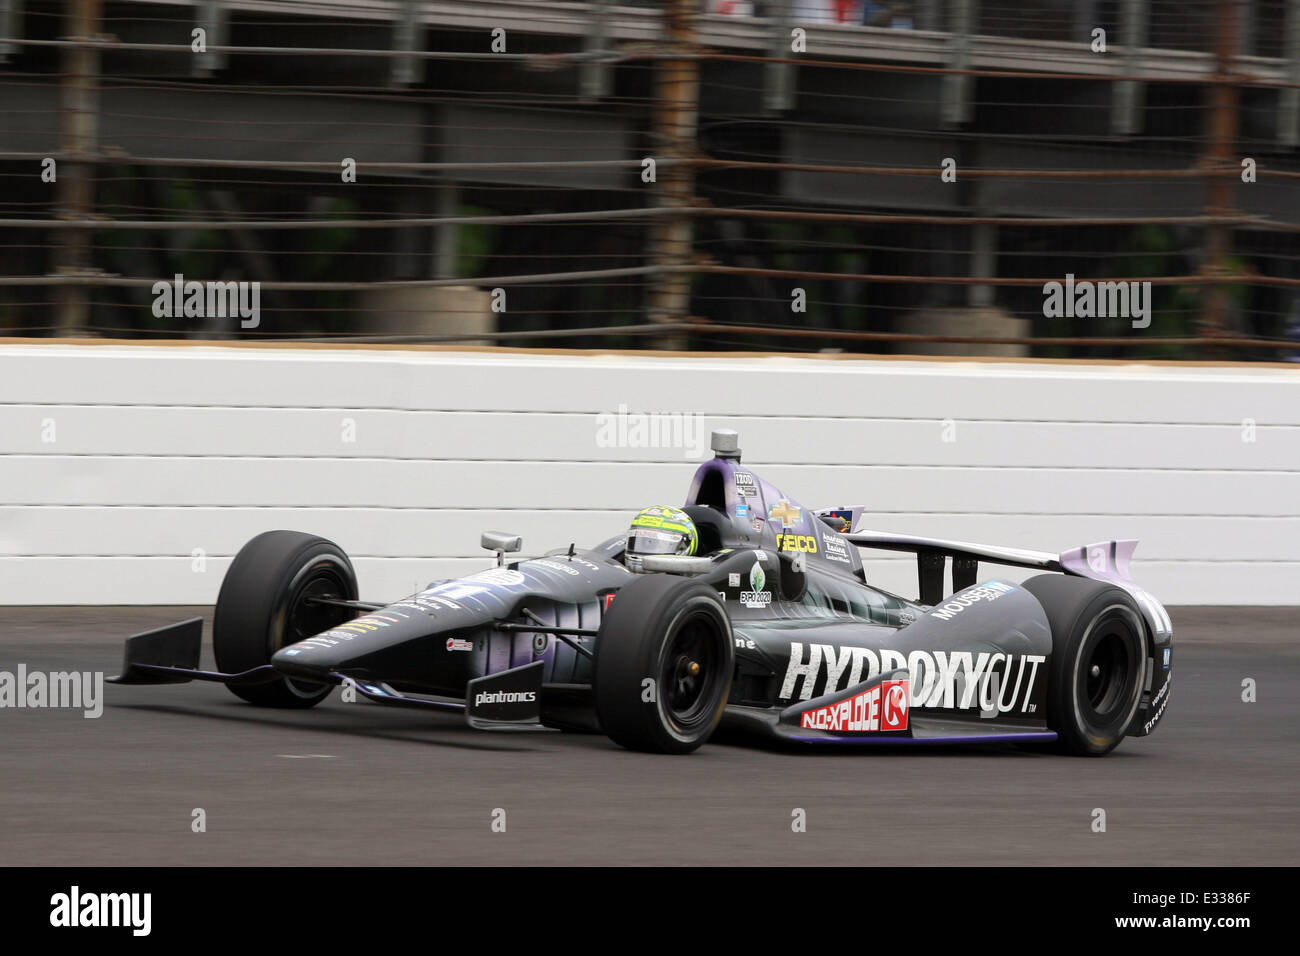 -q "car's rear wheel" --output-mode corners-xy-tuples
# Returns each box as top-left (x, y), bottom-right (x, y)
(1021, 574), (1147, 756)
(593, 575), (734, 754)
(213, 530), (358, 708)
